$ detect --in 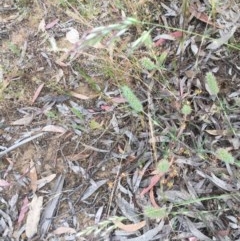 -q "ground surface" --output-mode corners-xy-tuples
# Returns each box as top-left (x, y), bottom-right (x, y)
(1, 0), (240, 240)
